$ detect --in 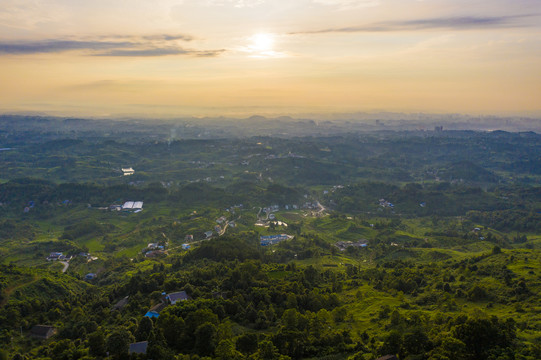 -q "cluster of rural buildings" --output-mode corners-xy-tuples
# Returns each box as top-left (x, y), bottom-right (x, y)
(47, 252), (67, 261)
(379, 198), (394, 208)
(260, 234), (292, 246)
(143, 242), (167, 258)
(264, 152), (305, 160)
(108, 201), (144, 213)
(32, 290), (192, 356)
(22, 199), (72, 213)
(225, 204), (243, 215)
(334, 240), (368, 251)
